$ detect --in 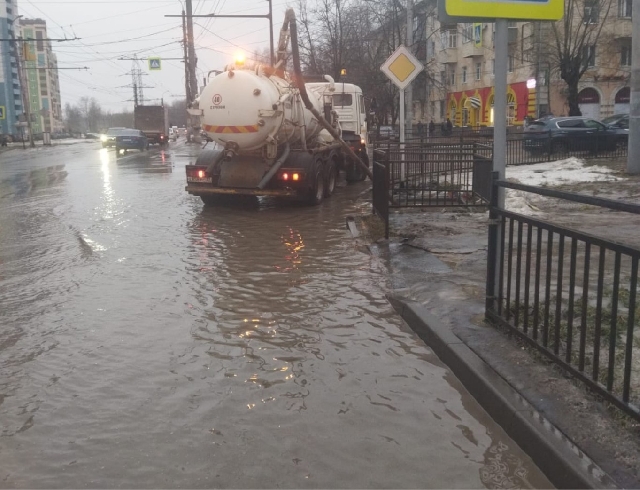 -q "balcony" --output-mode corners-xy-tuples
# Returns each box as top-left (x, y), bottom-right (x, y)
(612, 17), (632, 40)
(460, 42), (484, 58)
(440, 47), (458, 64)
